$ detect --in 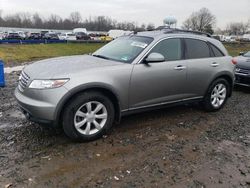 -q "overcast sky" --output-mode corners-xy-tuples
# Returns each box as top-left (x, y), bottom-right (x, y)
(0, 0), (250, 29)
